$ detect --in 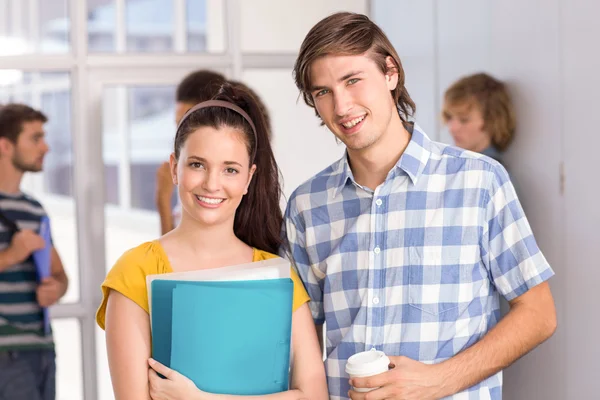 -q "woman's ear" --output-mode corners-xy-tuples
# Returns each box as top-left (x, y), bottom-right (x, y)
(169, 153), (178, 185)
(244, 164), (257, 195)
